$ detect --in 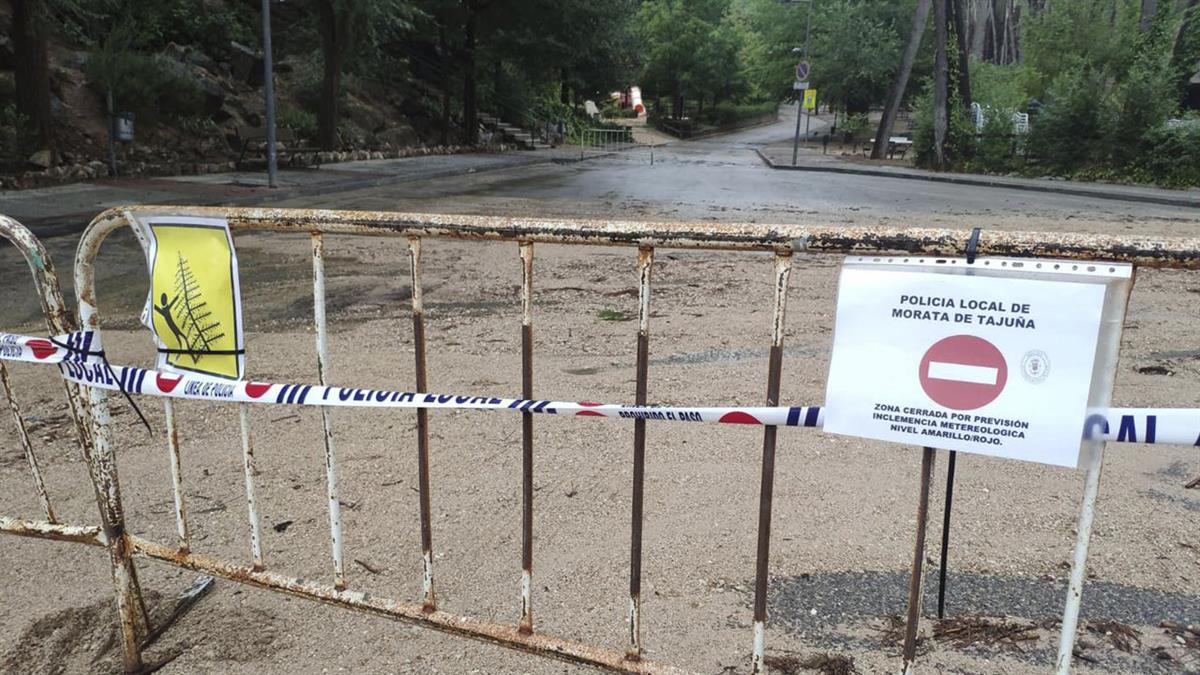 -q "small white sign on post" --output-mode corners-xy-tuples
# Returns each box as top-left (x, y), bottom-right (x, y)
(823, 257), (1131, 467)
